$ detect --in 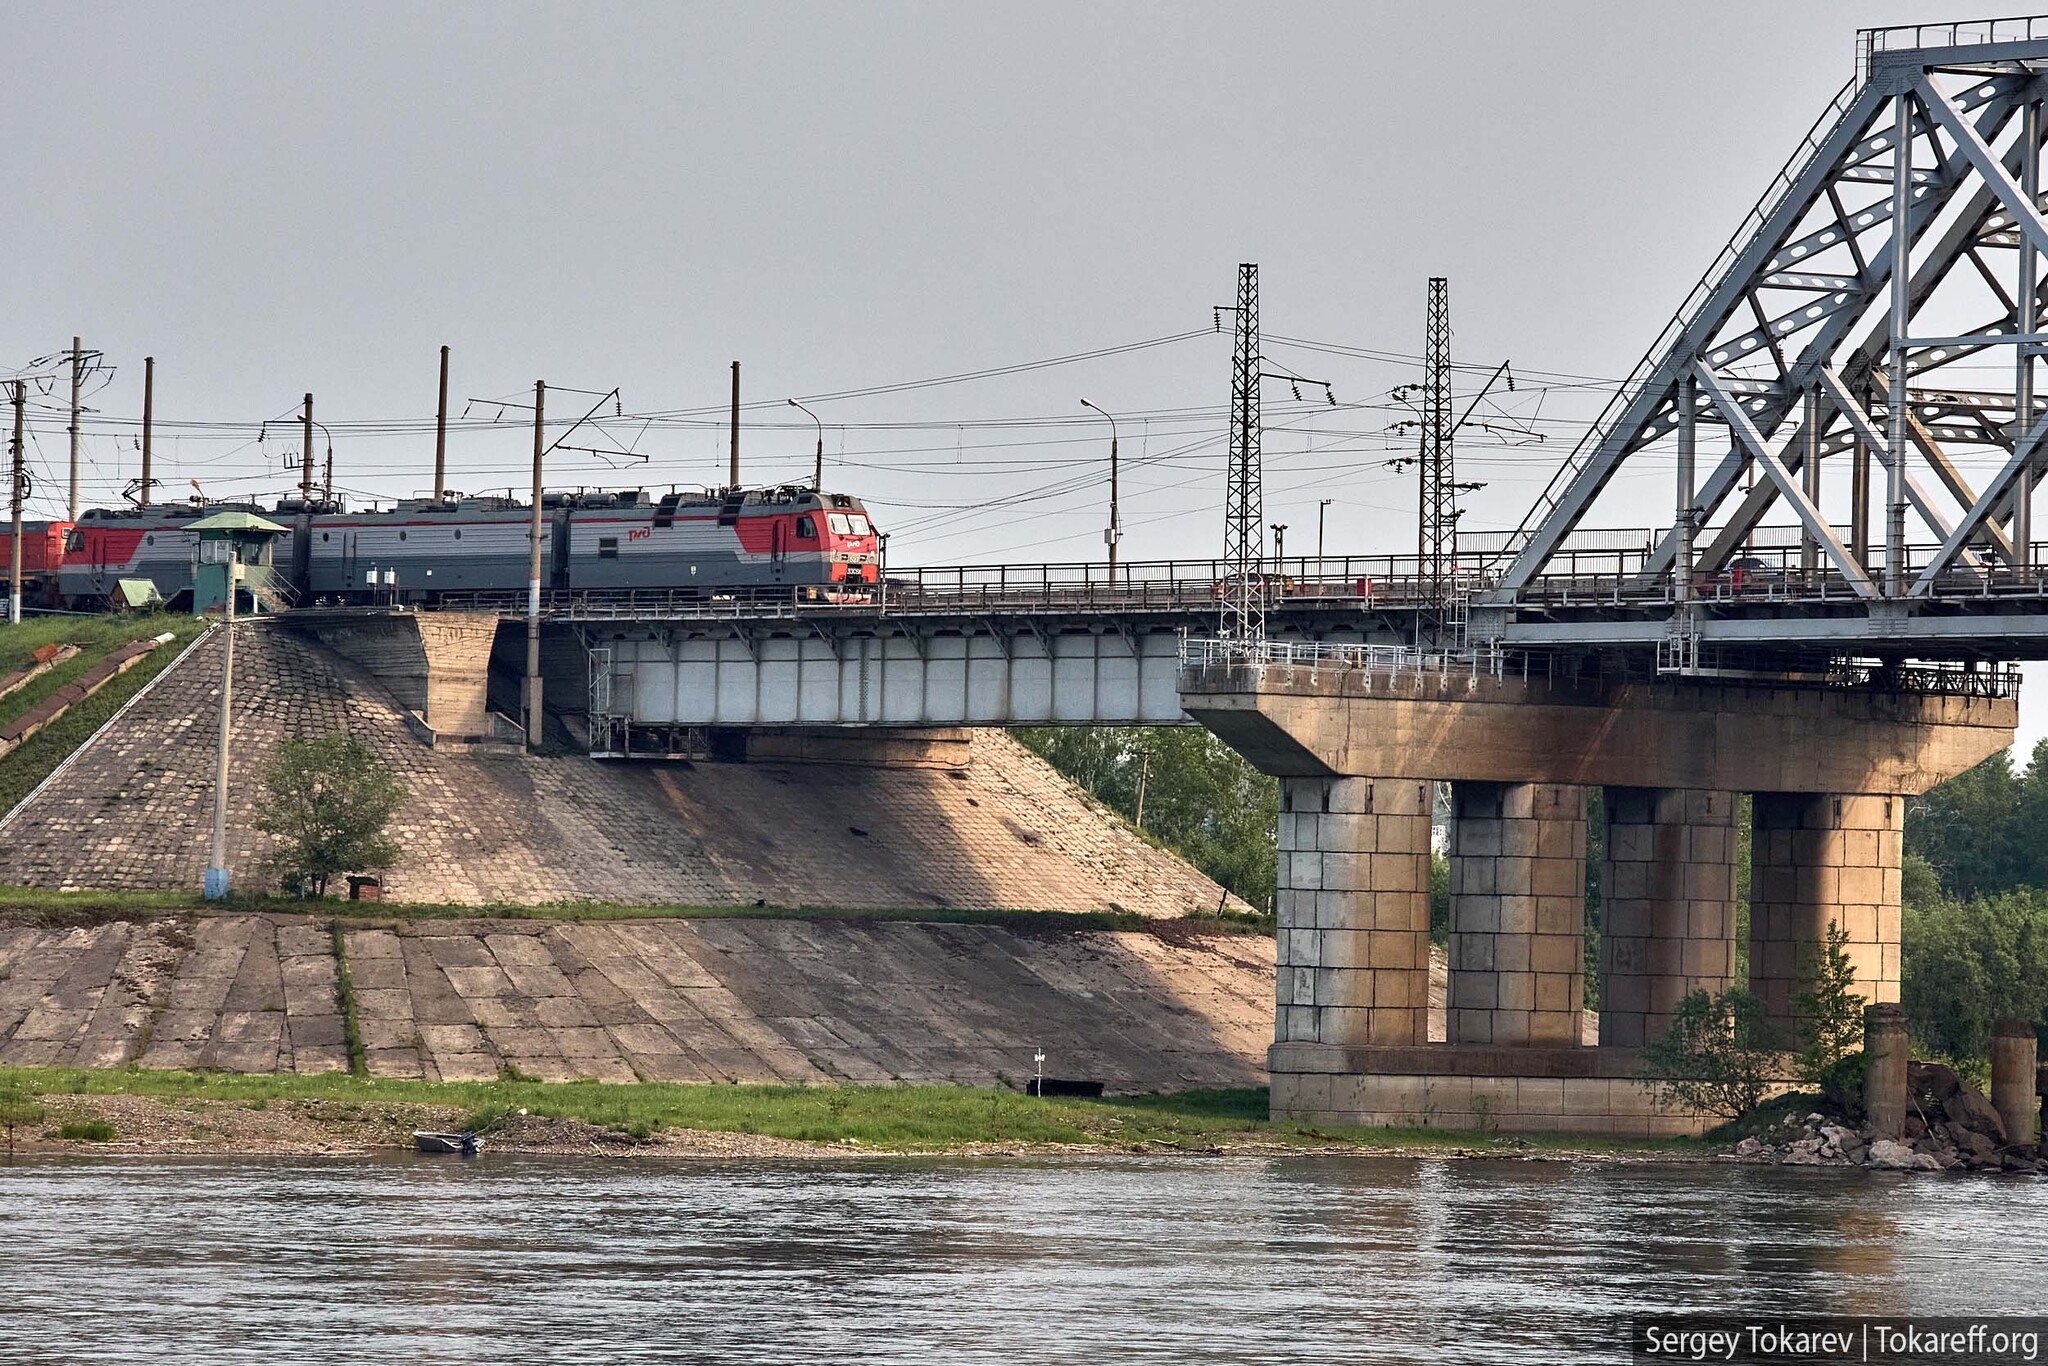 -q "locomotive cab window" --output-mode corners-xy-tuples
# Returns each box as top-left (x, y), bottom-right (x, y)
(598, 537), (620, 559)
(827, 513), (852, 536)
(796, 516), (817, 539)
(847, 514), (872, 537)
(64, 530), (84, 552)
